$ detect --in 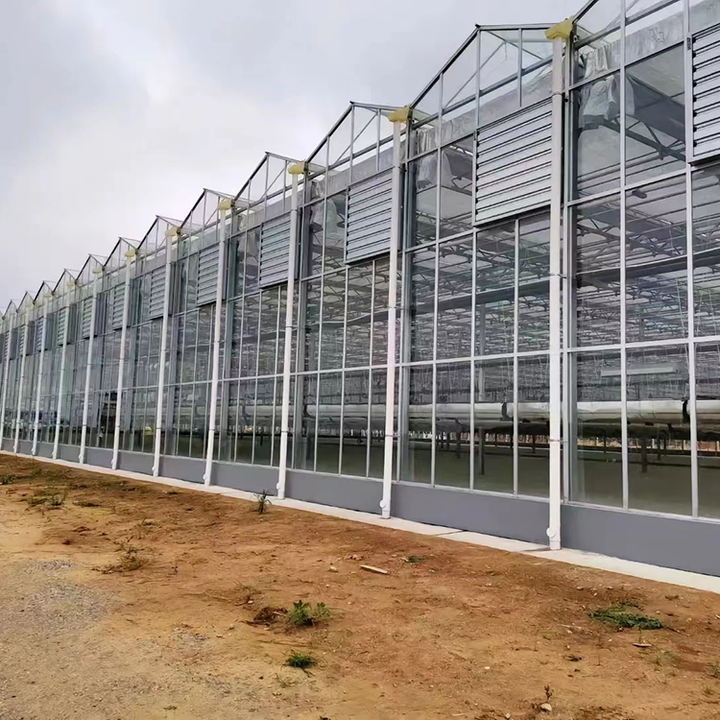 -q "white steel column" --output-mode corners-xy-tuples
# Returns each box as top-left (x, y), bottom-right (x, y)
(152, 225), (176, 477)
(545, 19), (572, 551)
(204, 198), (232, 485)
(13, 308), (31, 453)
(79, 269), (102, 464)
(31, 293), (51, 455)
(380, 108), (407, 518)
(53, 283), (73, 460)
(0, 312), (16, 446)
(111, 247), (135, 470)
(276, 164), (302, 499)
